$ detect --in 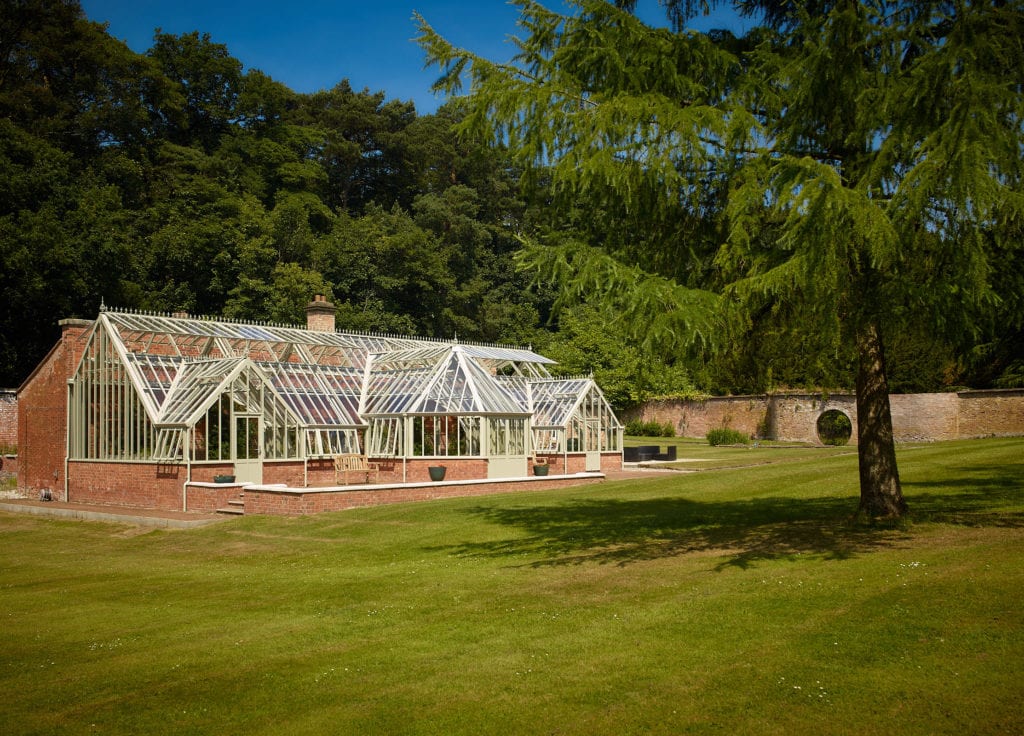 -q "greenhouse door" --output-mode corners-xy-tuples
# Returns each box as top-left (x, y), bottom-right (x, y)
(234, 414), (263, 484)
(585, 419), (602, 472)
(487, 418), (528, 479)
